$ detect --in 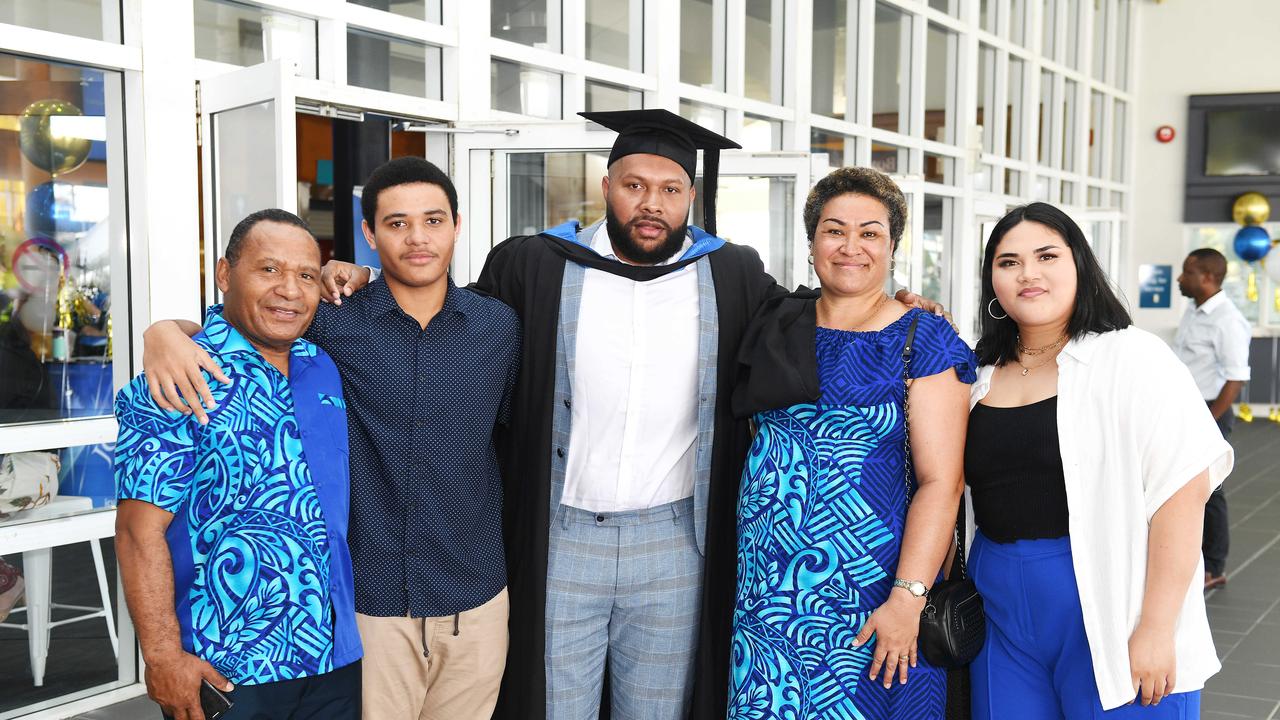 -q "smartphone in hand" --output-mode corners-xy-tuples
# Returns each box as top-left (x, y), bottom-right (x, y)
(199, 679), (233, 720)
